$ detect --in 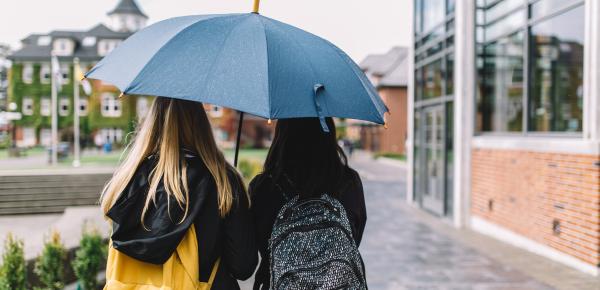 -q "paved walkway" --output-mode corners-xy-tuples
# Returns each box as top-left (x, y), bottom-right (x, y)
(350, 152), (599, 290)
(0, 207), (109, 261)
